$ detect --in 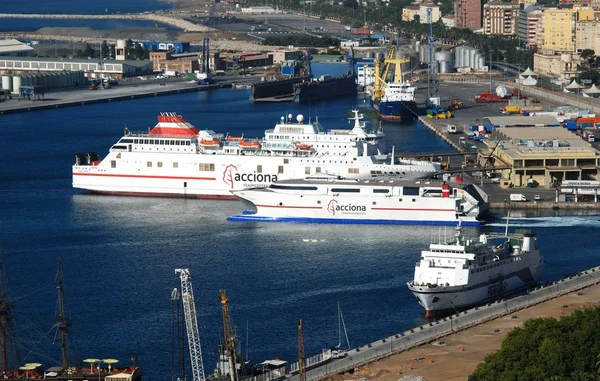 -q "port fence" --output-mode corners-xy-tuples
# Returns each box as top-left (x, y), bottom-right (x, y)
(275, 266), (600, 381)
